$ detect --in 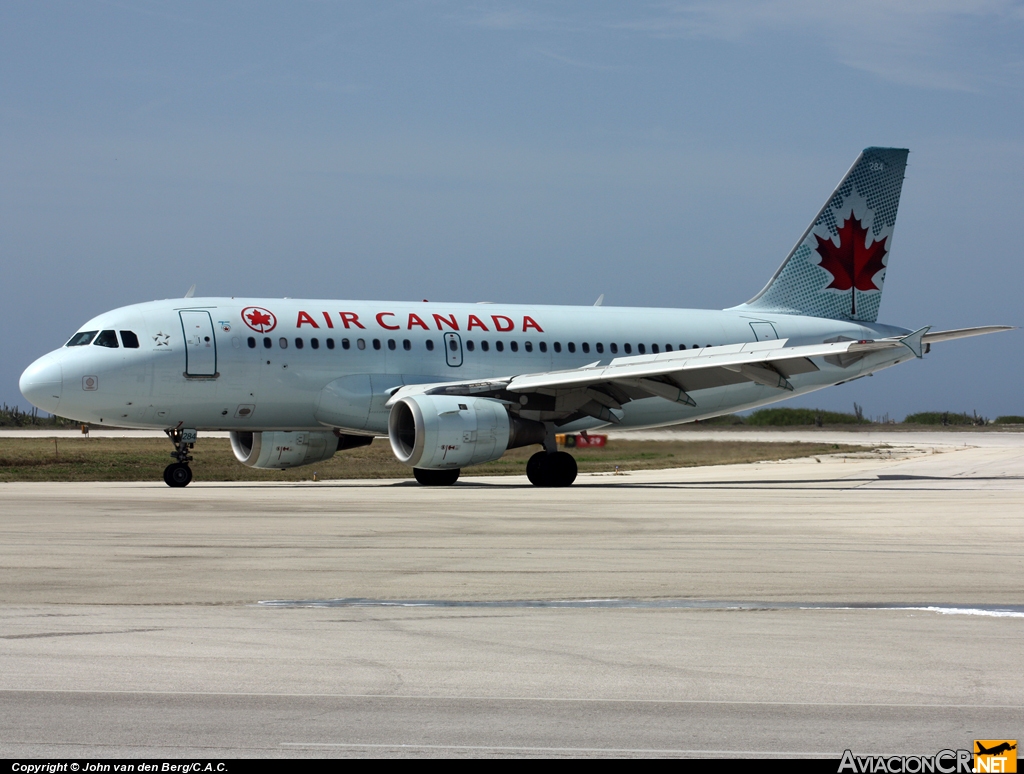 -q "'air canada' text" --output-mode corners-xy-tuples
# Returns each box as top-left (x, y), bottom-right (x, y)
(295, 311), (544, 333)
